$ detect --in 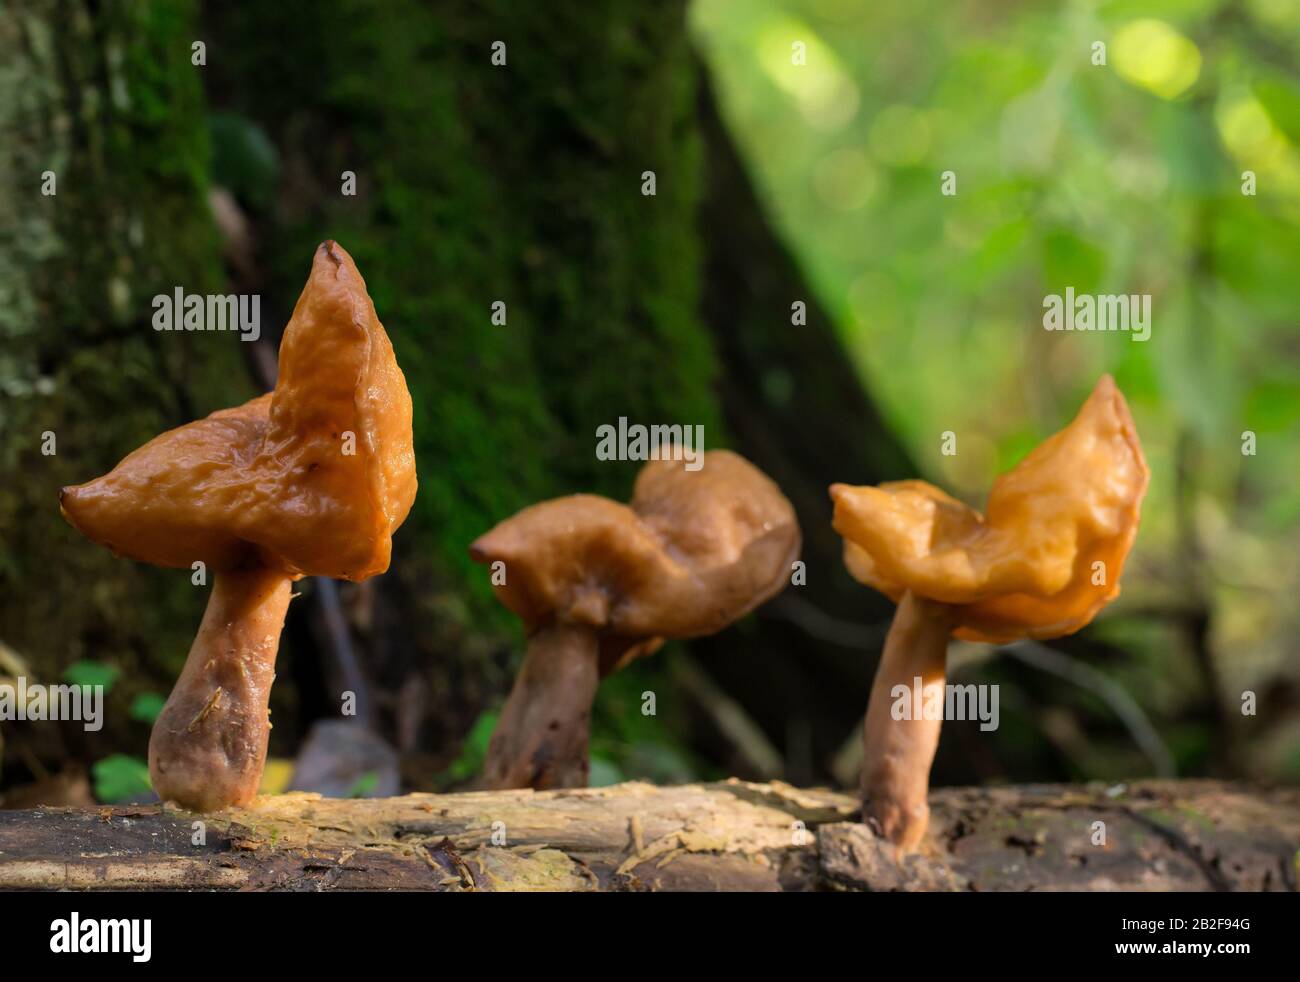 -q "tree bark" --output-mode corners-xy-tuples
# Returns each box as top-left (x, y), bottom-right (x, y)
(0, 780), (1294, 891)
(198, 4), (926, 784)
(197, 0), (725, 769)
(0, 0), (970, 799)
(0, 0), (249, 774)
